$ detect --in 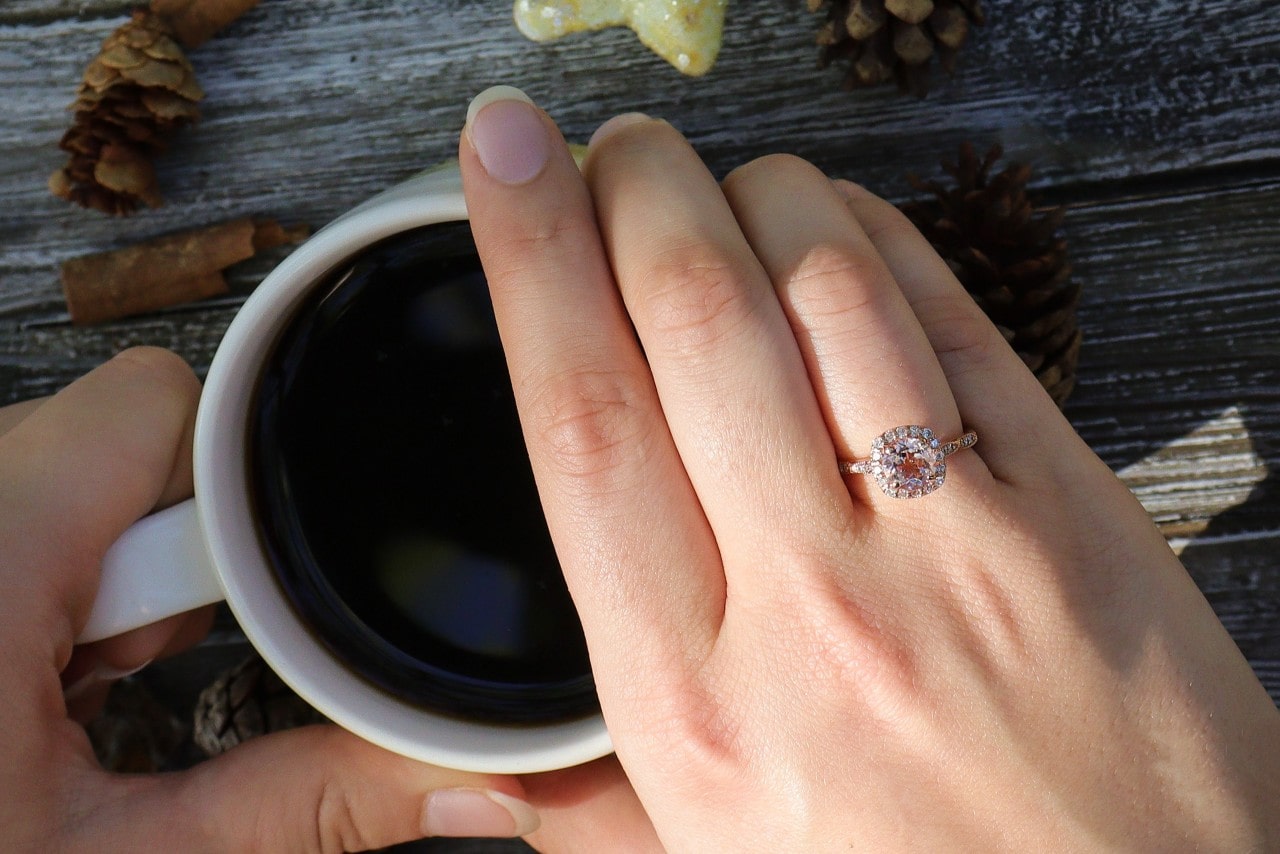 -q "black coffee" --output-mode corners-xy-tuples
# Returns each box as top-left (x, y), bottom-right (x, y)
(249, 222), (597, 724)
